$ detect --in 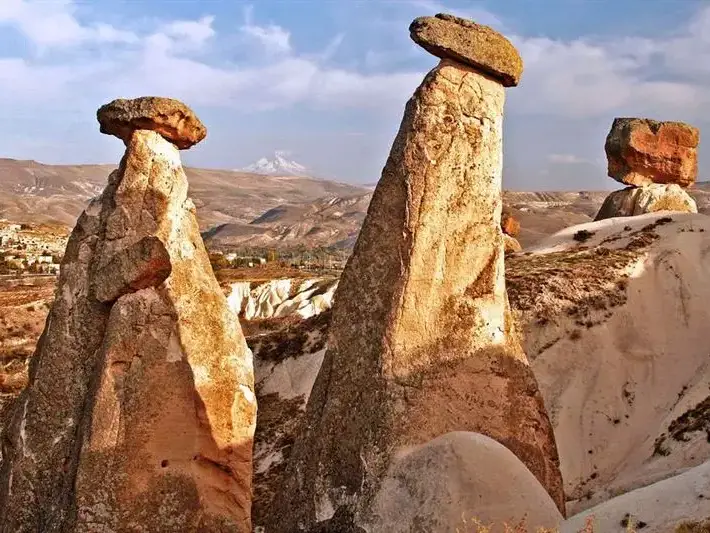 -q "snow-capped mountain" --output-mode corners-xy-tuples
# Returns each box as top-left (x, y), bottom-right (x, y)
(241, 151), (309, 177)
